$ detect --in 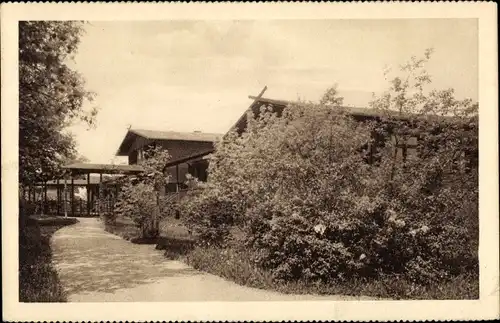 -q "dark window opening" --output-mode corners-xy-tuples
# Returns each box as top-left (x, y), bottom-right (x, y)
(128, 150), (138, 165)
(188, 161), (209, 182)
(361, 133), (417, 165)
(165, 183), (177, 193)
